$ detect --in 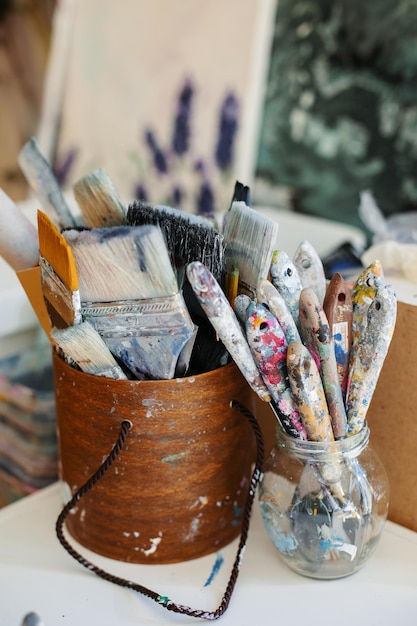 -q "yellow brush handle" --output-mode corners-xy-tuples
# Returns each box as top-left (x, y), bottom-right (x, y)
(37, 210), (79, 291)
